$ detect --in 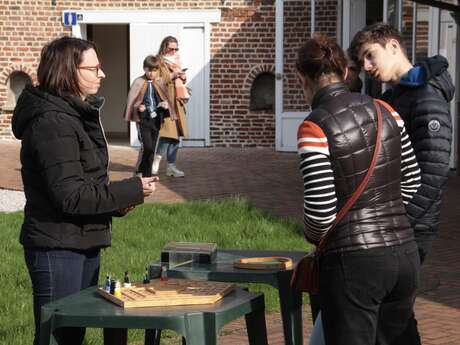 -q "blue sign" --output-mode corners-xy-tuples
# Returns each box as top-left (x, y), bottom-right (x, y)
(63, 12), (77, 26)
